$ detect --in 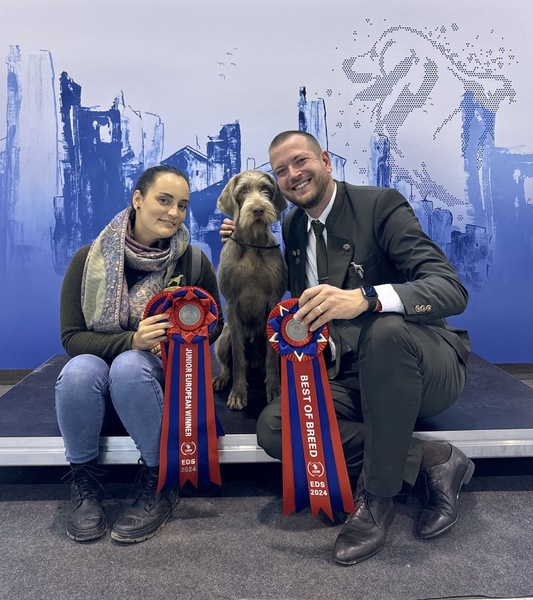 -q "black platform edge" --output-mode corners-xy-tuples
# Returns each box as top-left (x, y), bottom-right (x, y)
(1, 353), (533, 465)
